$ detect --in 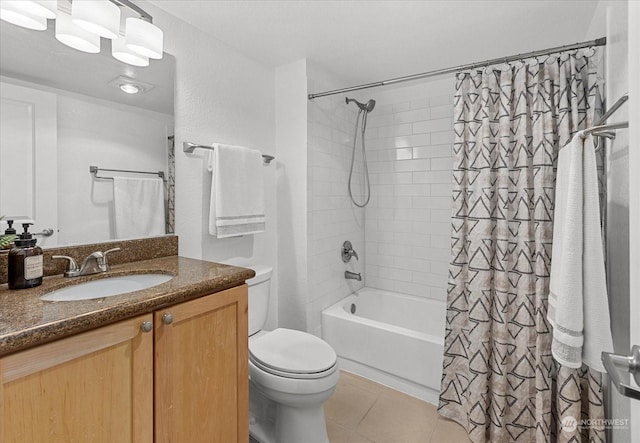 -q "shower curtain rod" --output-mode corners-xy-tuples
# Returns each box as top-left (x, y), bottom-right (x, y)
(308, 37), (606, 100)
